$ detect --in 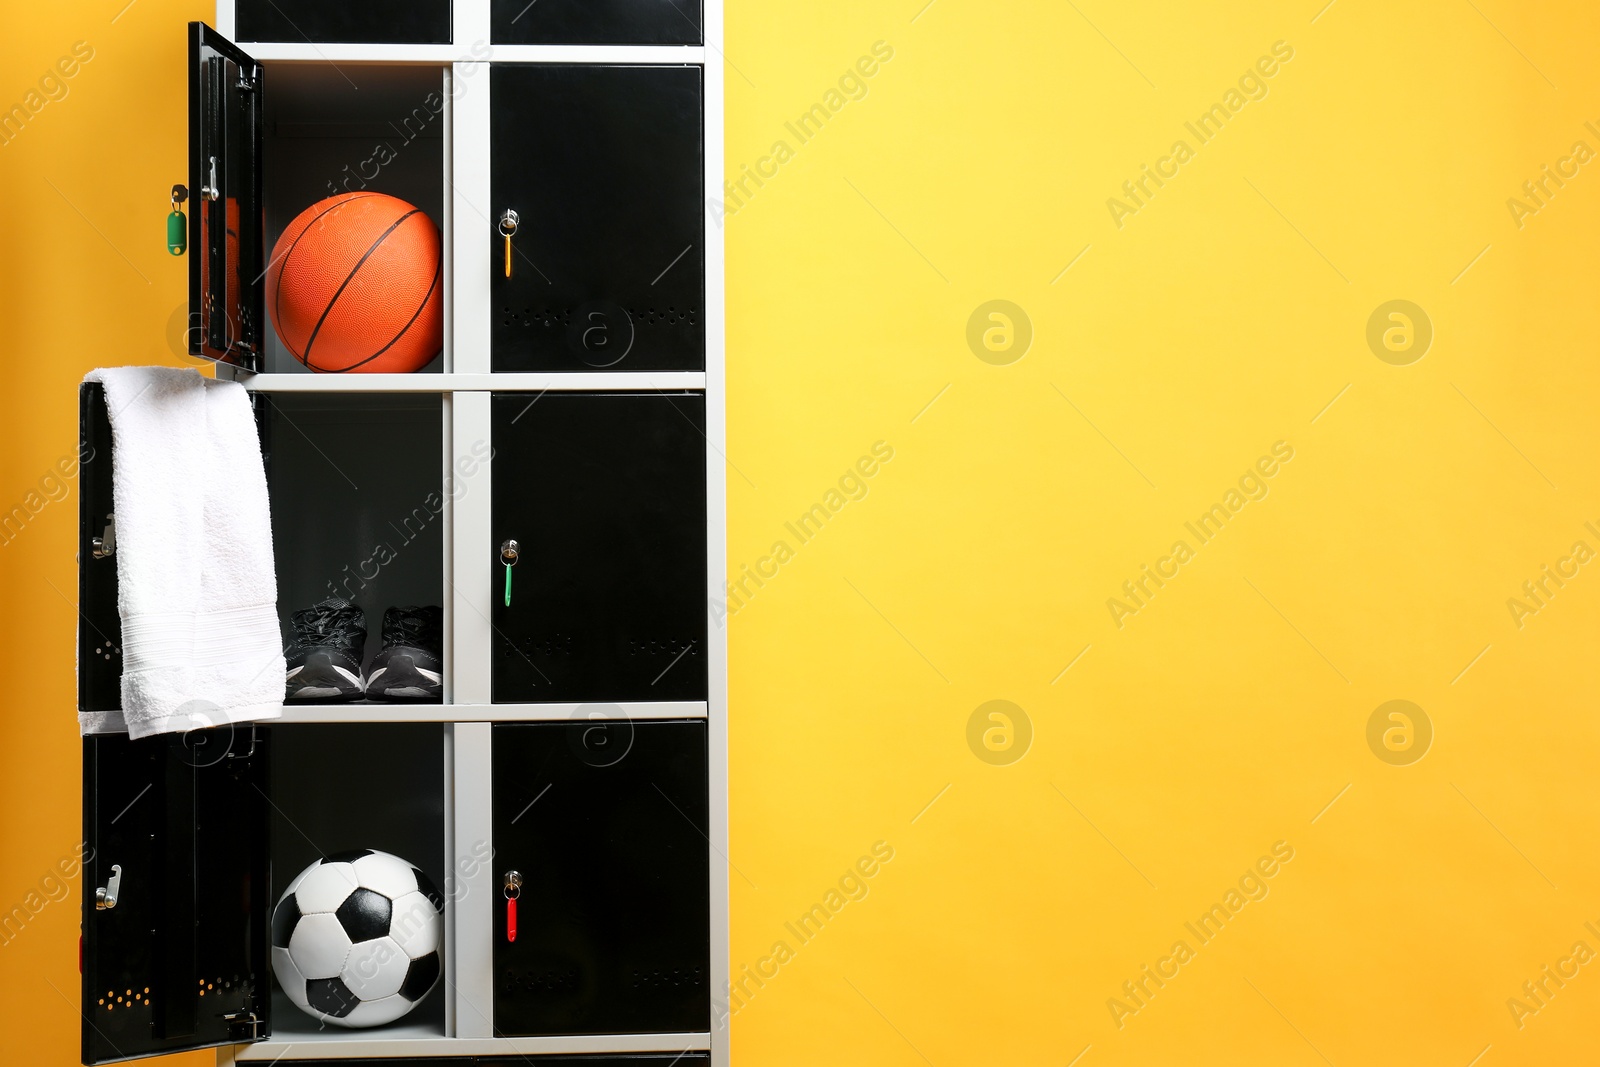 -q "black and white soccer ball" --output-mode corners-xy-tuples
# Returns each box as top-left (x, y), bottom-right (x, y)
(270, 849), (443, 1028)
